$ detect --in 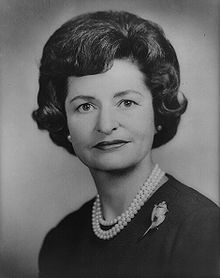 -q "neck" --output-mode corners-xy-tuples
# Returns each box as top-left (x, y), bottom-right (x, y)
(89, 155), (154, 222)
